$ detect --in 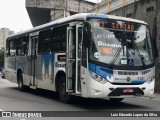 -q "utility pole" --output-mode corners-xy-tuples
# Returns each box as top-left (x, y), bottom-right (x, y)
(96, 0), (98, 13)
(107, 0), (111, 14)
(78, 0), (82, 13)
(122, 0), (126, 17)
(133, 0), (138, 18)
(64, 0), (67, 18)
(154, 0), (160, 92)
